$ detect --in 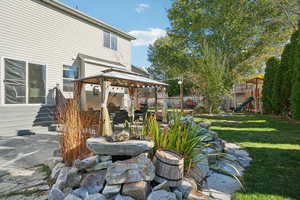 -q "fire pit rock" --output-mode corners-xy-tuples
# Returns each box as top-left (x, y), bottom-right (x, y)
(86, 137), (154, 156)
